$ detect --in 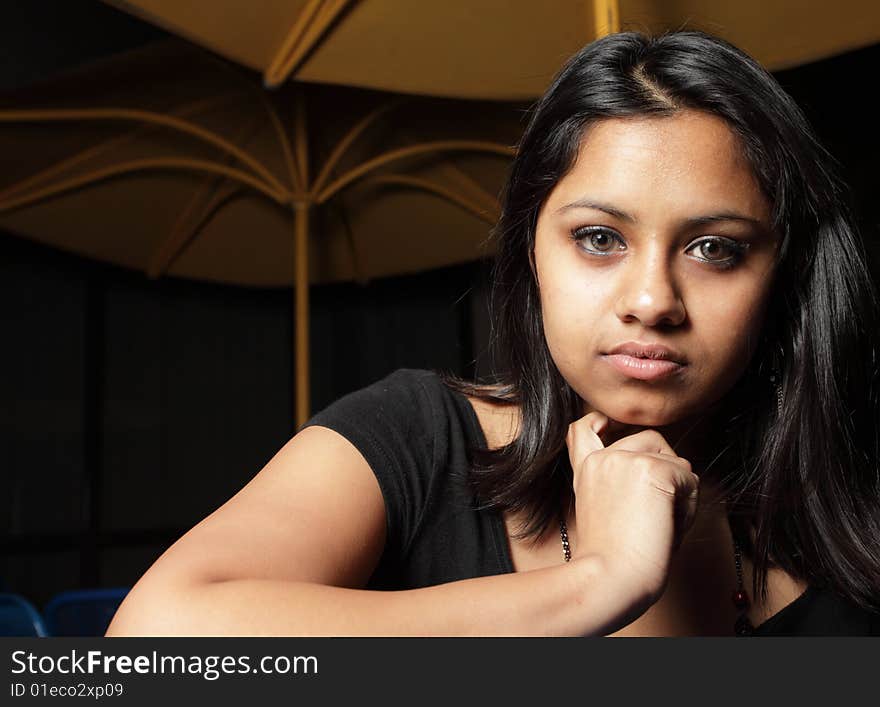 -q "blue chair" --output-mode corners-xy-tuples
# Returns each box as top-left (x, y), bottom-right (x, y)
(0, 593), (48, 637)
(44, 587), (130, 637)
